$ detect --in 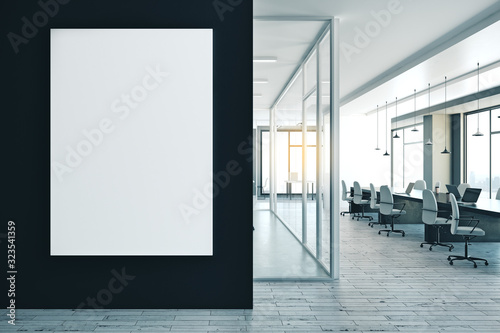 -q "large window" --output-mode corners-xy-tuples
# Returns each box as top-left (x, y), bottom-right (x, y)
(392, 124), (424, 188)
(466, 107), (500, 198)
